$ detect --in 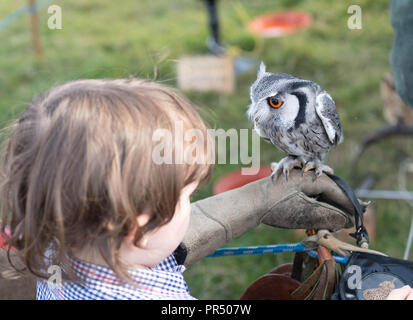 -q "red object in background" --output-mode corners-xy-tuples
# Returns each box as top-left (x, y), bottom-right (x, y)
(0, 227), (13, 250)
(248, 10), (312, 38)
(213, 166), (271, 195)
